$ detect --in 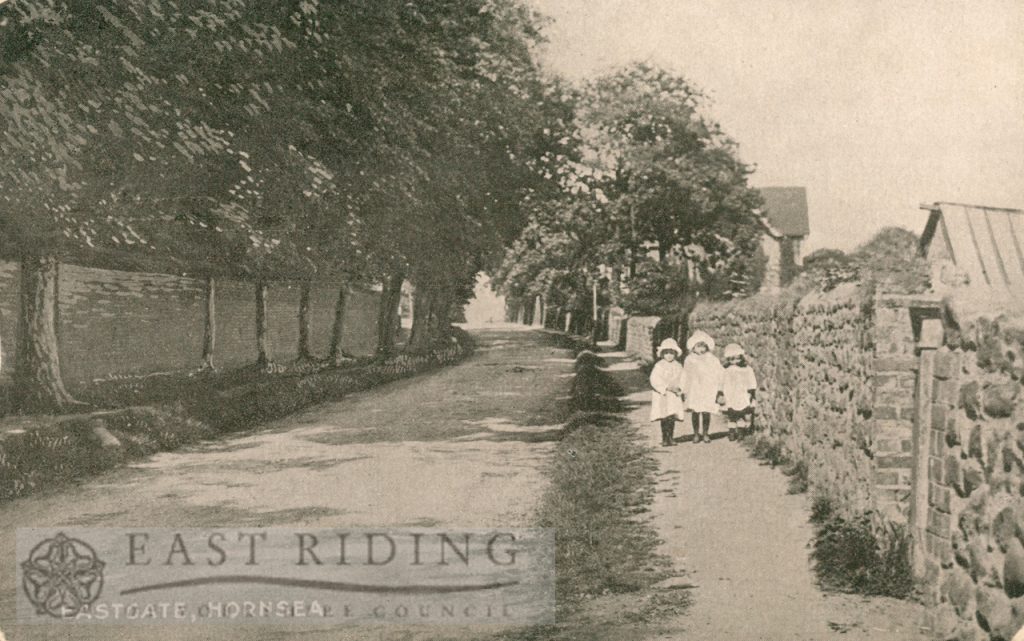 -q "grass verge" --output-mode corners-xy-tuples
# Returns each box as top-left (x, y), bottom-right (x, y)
(458, 341), (688, 641)
(745, 431), (914, 599)
(808, 493), (914, 598)
(0, 330), (473, 502)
